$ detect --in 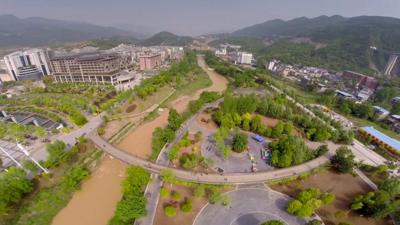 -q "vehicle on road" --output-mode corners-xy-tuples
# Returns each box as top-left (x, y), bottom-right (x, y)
(252, 135), (265, 143)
